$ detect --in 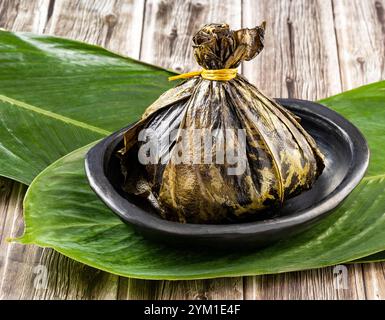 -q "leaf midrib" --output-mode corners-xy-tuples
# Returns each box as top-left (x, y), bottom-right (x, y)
(363, 174), (385, 181)
(0, 94), (111, 136)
